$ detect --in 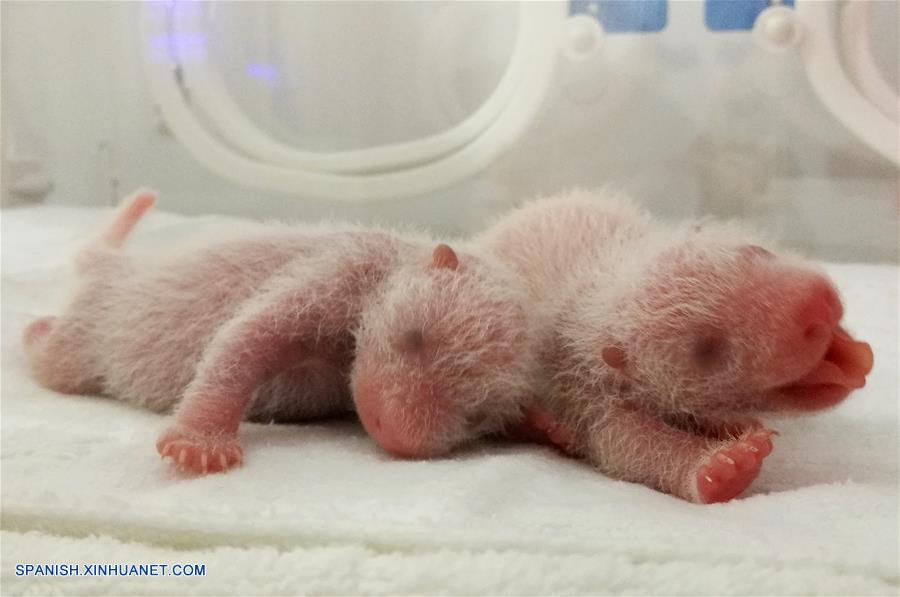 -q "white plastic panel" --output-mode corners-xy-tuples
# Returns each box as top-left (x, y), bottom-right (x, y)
(2, 0), (898, 261)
